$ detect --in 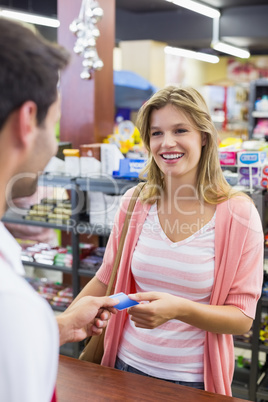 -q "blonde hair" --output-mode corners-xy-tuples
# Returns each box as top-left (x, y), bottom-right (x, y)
(137, 85), (242, 204)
